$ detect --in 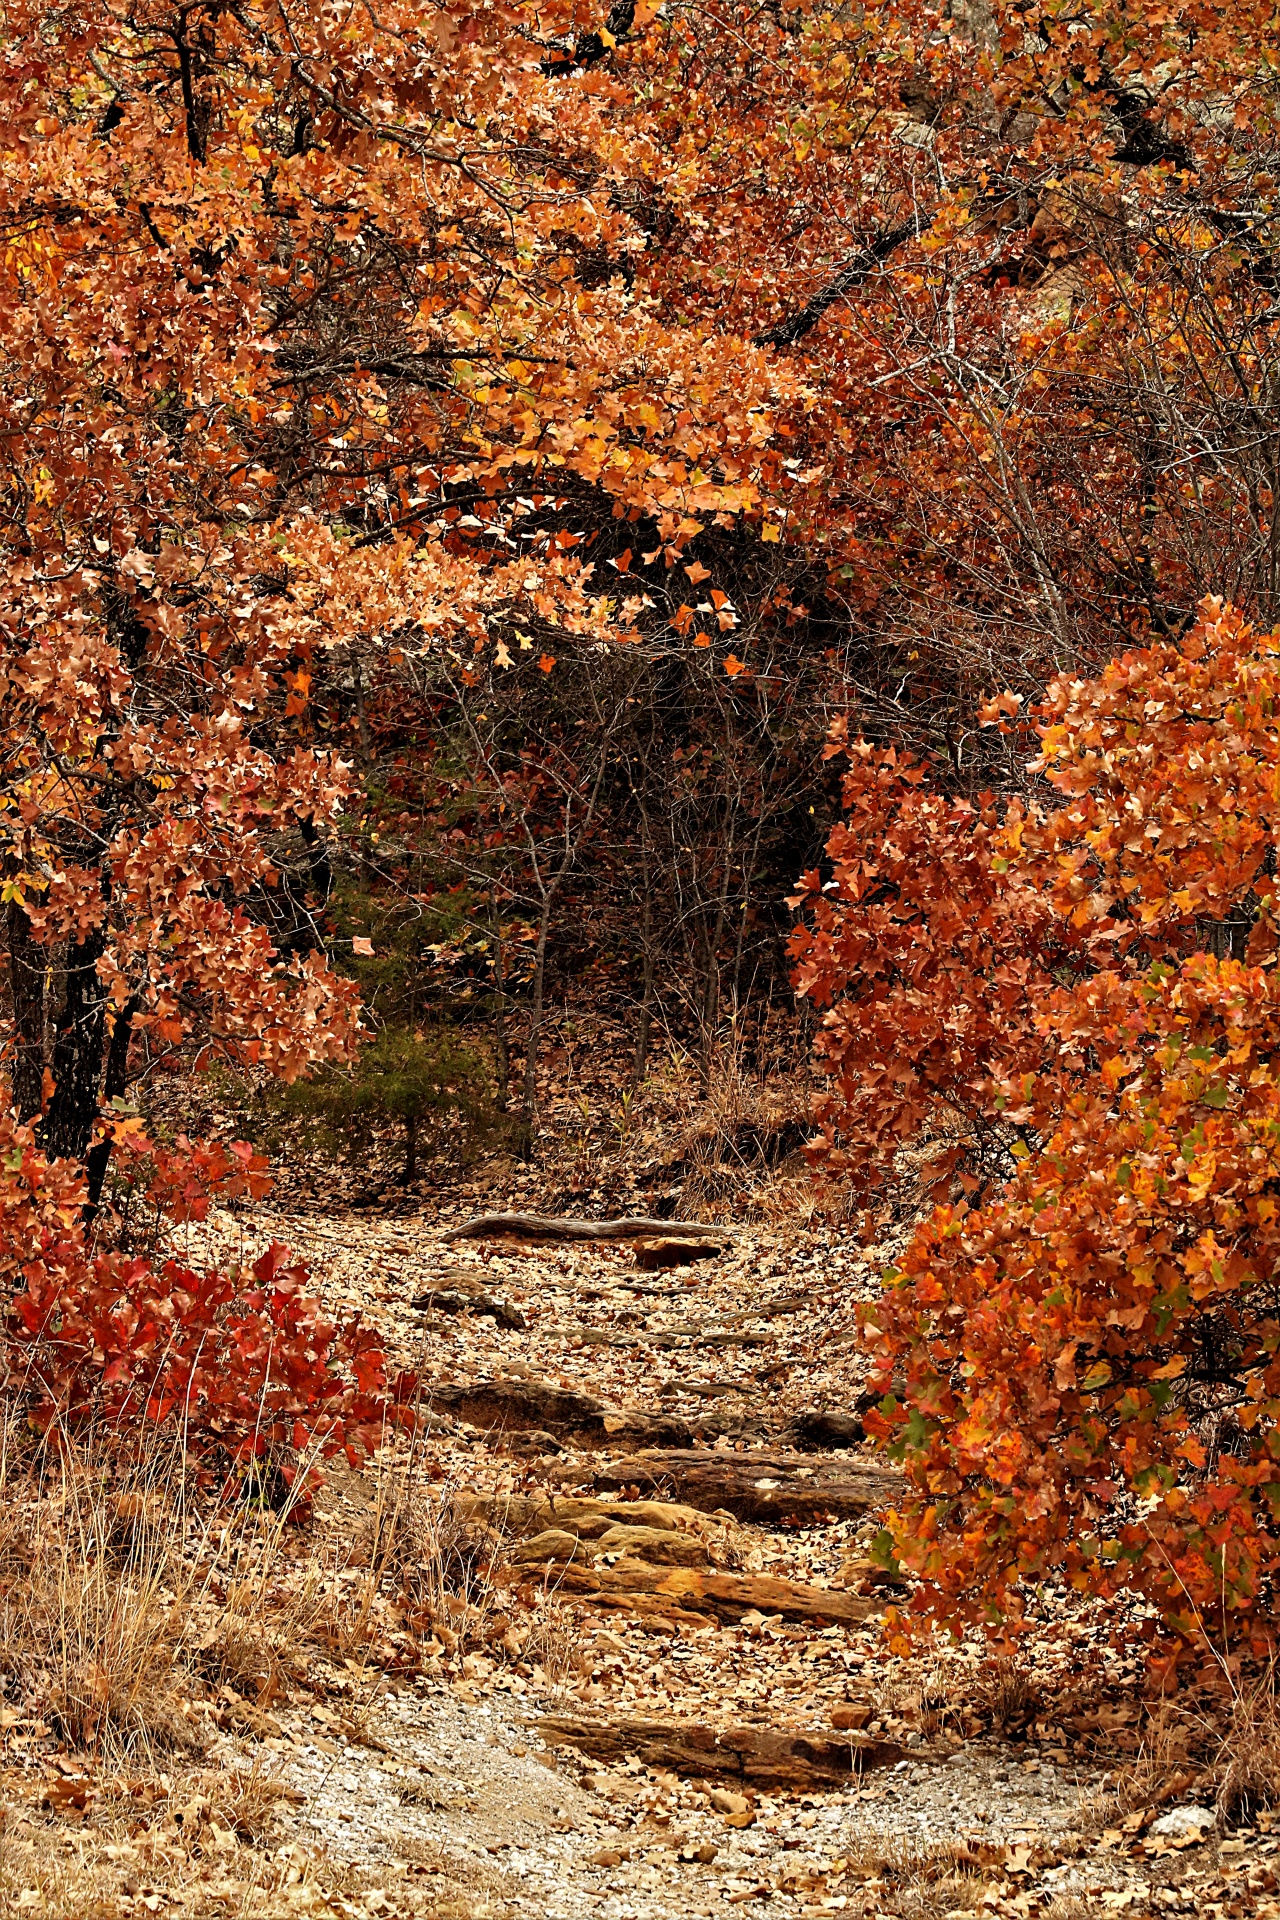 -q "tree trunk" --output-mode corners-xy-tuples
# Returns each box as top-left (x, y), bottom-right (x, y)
(42, 928), (109, 1162)
(352, 662), (377, 890)
(519, 891), (554, 1160)
(298, 816), (333, 903)
(489, 885), (510, 1112)
(6, 896), (46, 1123)
(632, 878), (654, 1090)
(85, 993), (139, 1211)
